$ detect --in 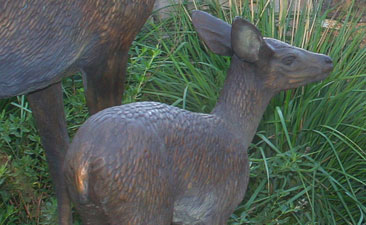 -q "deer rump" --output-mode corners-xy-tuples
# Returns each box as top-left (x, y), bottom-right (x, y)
(65, 102), (249, 225)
